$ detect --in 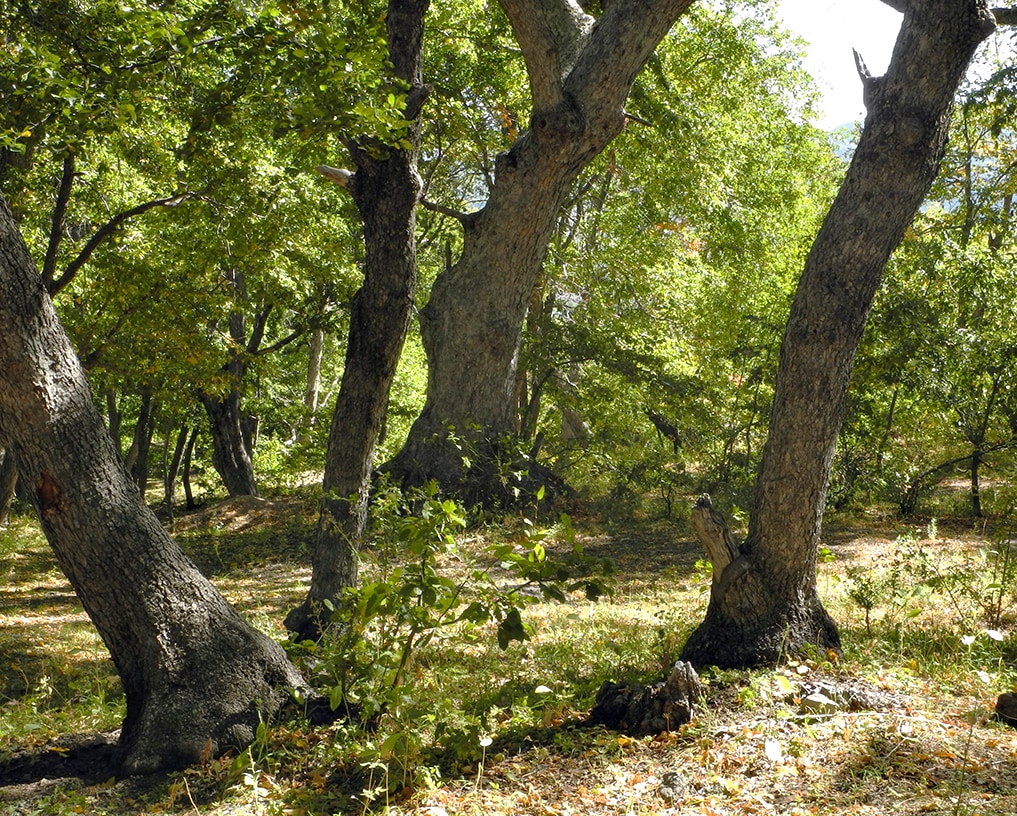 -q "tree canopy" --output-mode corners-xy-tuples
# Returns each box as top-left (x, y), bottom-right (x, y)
(3, 0), (1017, 785)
